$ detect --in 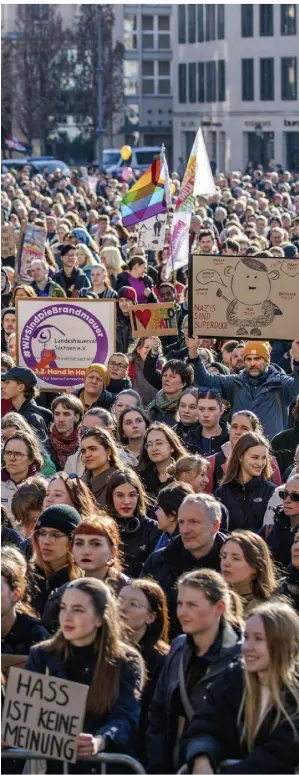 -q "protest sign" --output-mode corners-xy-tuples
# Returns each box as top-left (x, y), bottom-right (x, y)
(16, 298), (116, 390)
(189, 253), (299, 340)
(17, 222), (47, 282)
(1, 224), (16, 259)
(1, 654), (27, 679)
(2, 667), (88, 763)
(129, 302), (178, 338)
(137, 213), (166, 250)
